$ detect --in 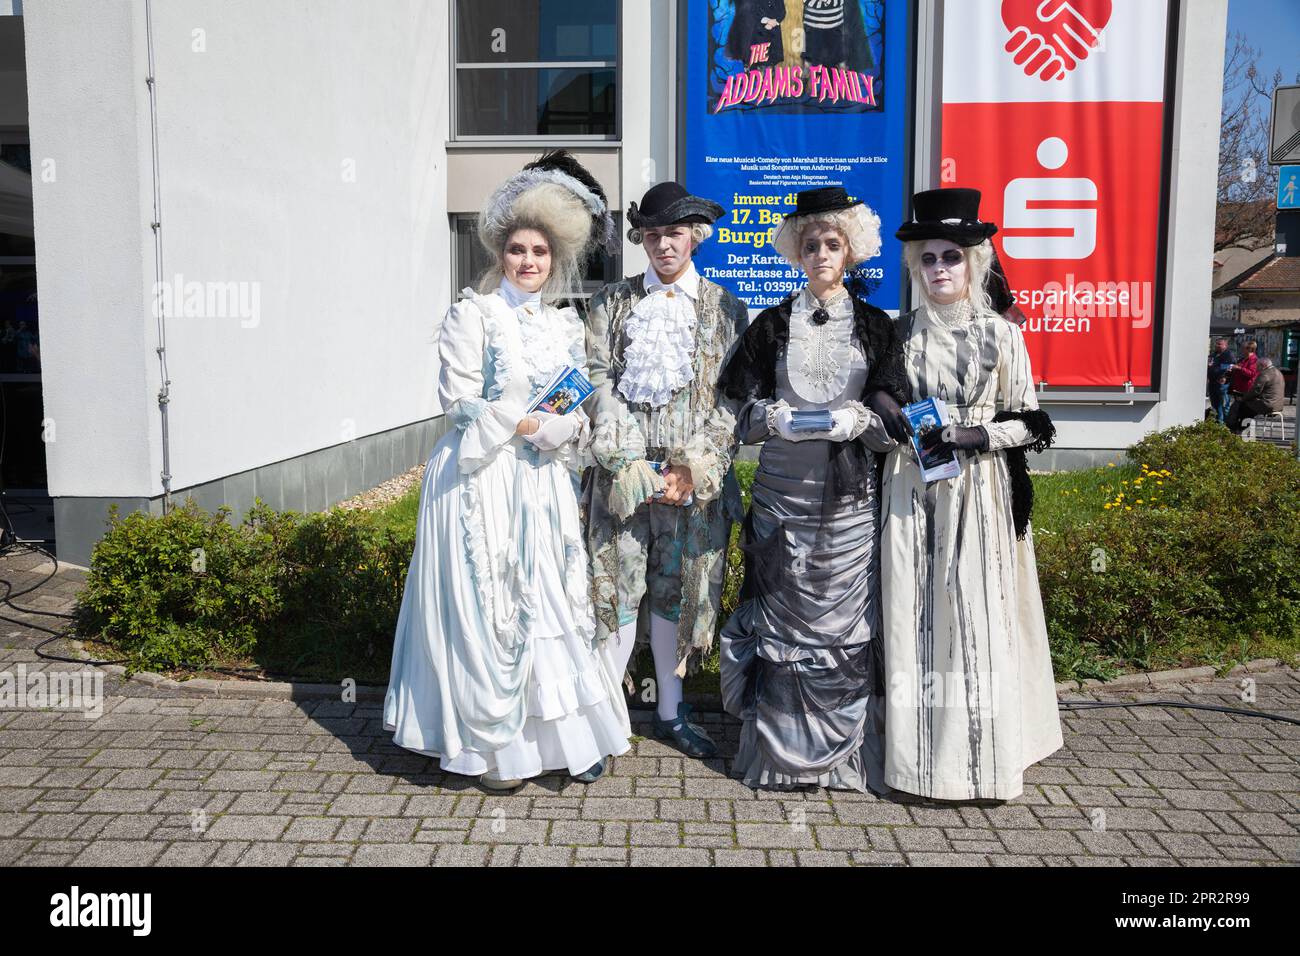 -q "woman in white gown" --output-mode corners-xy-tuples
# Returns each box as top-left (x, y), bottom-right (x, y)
(874, 188), (1063, 802)
(384, 152), (631, 789)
